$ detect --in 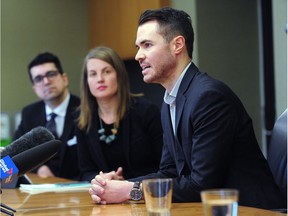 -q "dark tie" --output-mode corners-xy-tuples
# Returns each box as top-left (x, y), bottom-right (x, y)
(46, 112), (58, 138)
